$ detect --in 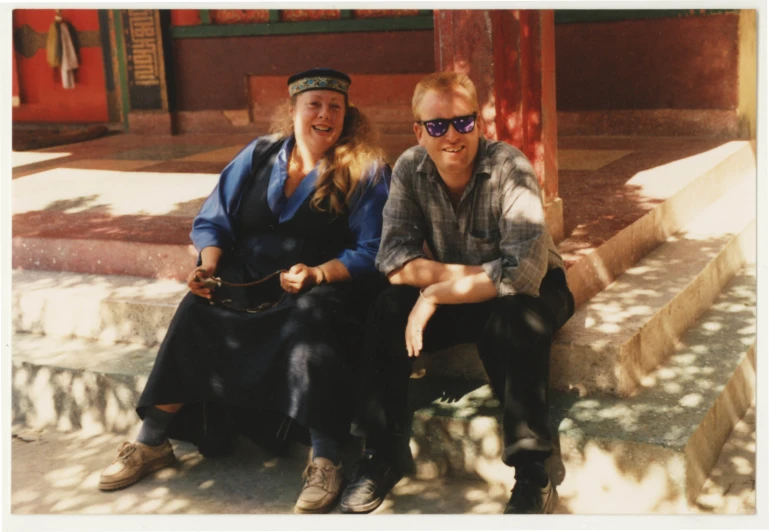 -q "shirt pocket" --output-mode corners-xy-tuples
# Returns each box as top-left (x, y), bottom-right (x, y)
(467, 227), (500, 257)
